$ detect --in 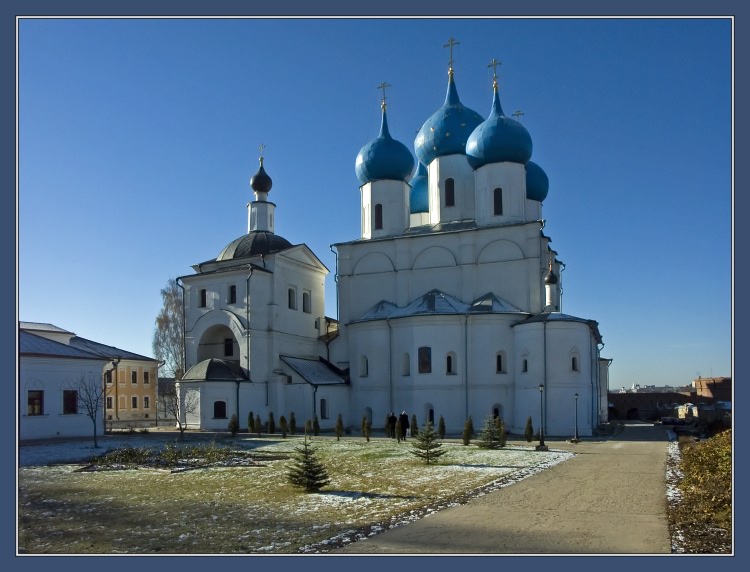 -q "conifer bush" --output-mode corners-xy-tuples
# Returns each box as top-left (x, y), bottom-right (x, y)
(524, 416), (534, 442)
(289, 412), (297, 435)
(411, 414), (419, 437)
(313, 415), (321, 436)
(462, 420), (472, 445)
(255, 414), (262, 436)
(287, 436), (331, 493)
(364, 419), (371, 442)
(468, 416), (475, 437)
(411, 422), (447, 465)
(438, 415), (446, 439)
(228, 414), (239, 437)
(335, 414), (344, 441)
(279, 415), (288, 438)
(305, 419), (313, 435)
(268, 412), (276, 435)
(248, 410), (254, 433)
(477, 416), (502, 449)
(361, 415), (367, 438)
